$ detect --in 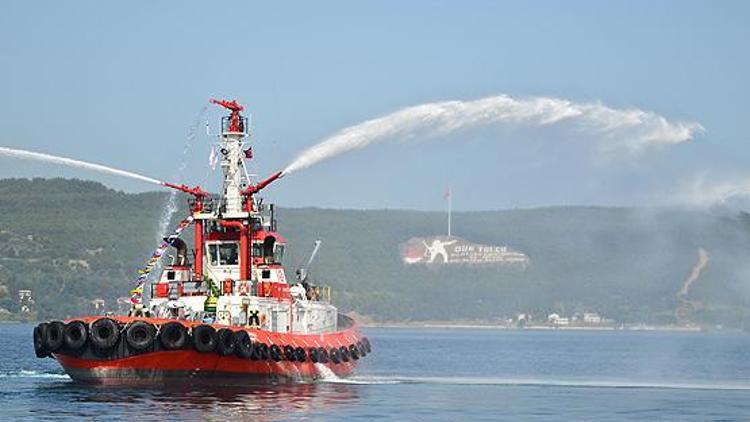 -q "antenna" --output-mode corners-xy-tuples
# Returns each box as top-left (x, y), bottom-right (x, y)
(444, 185), (452, 237)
